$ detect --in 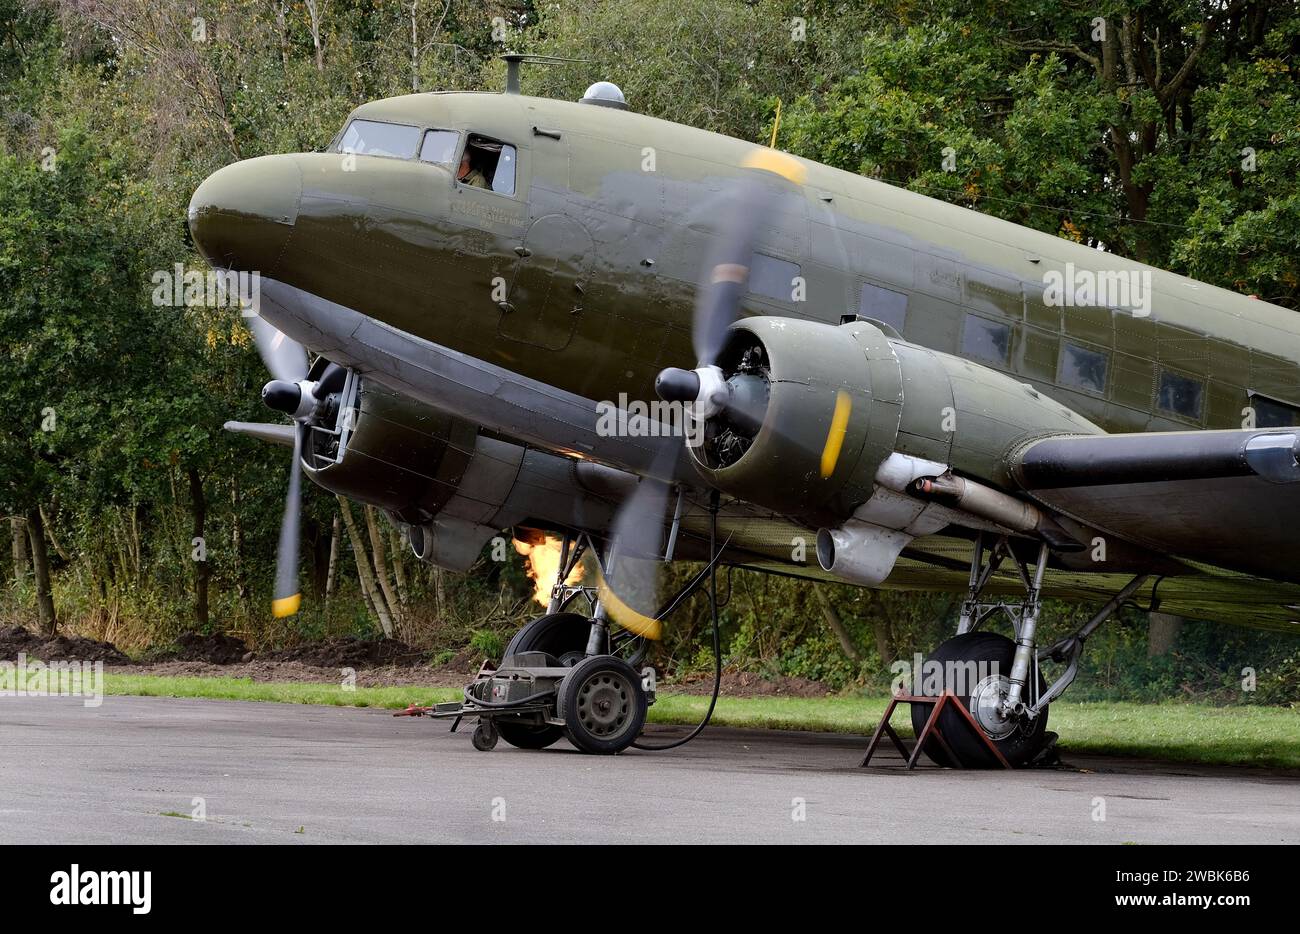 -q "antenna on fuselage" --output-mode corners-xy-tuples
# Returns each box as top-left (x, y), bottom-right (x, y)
(500, 53), (592, 95)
